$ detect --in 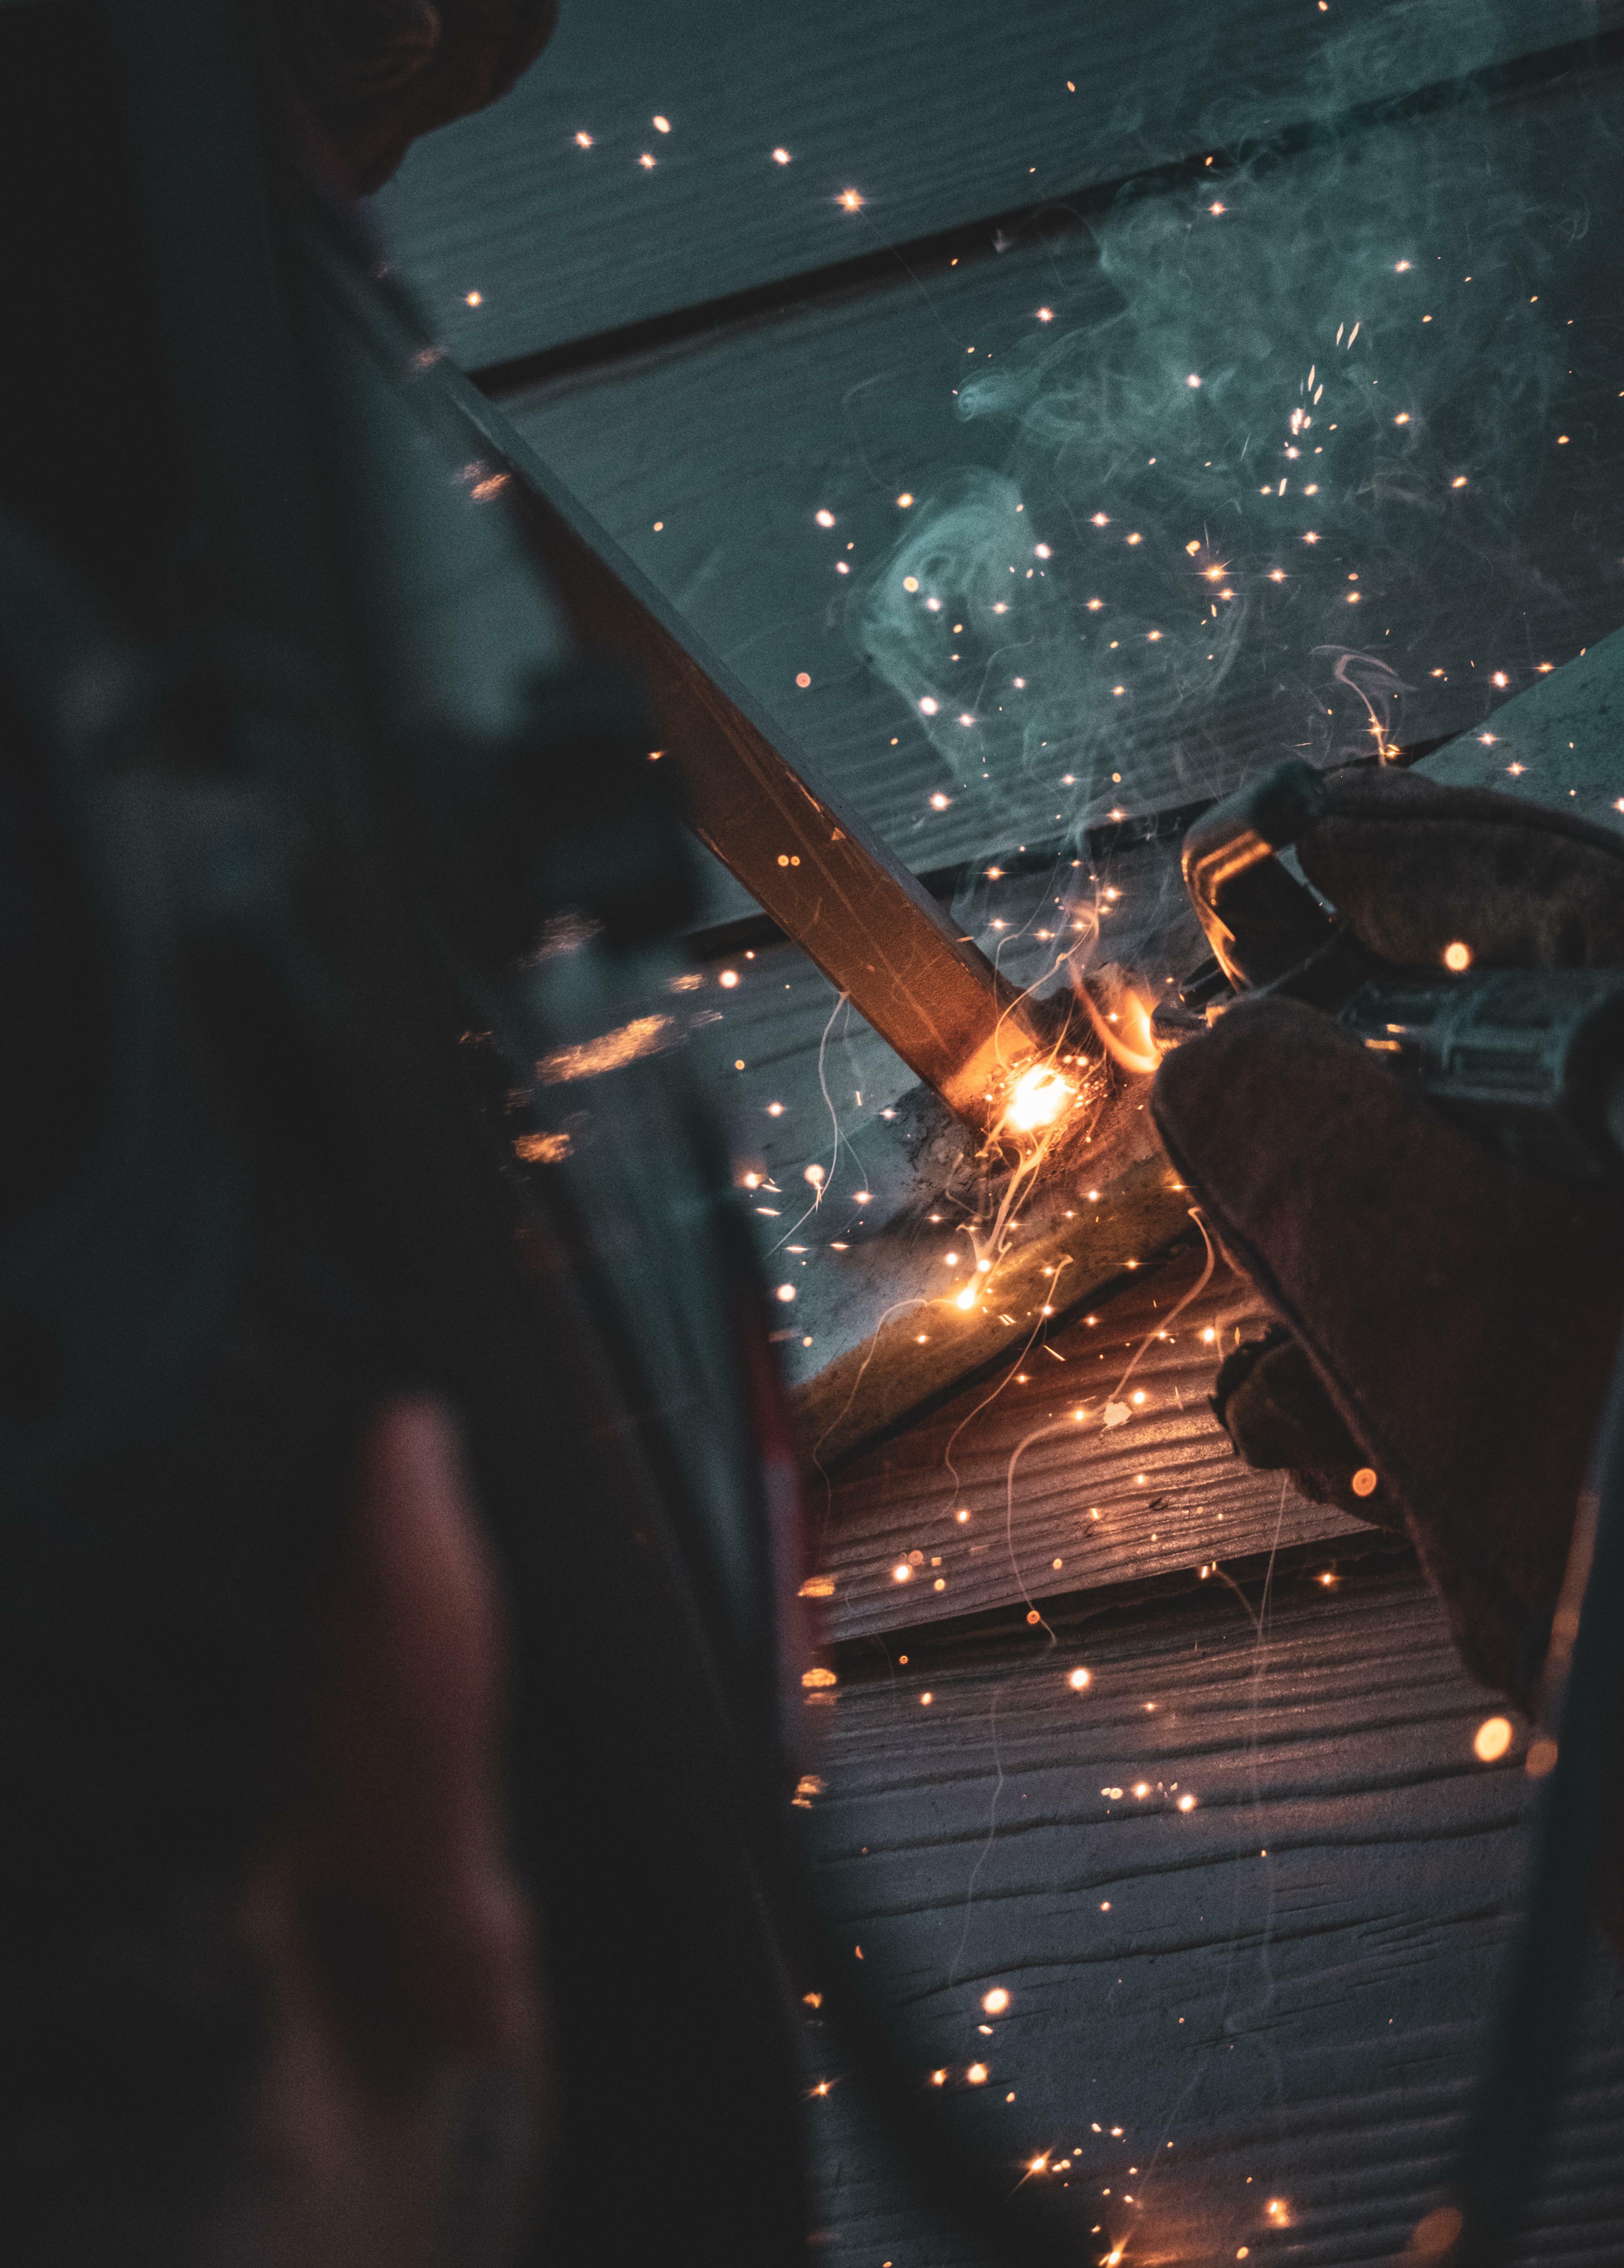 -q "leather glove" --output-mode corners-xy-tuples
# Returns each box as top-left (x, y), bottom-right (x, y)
(1151, 764), (1624, 1712)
